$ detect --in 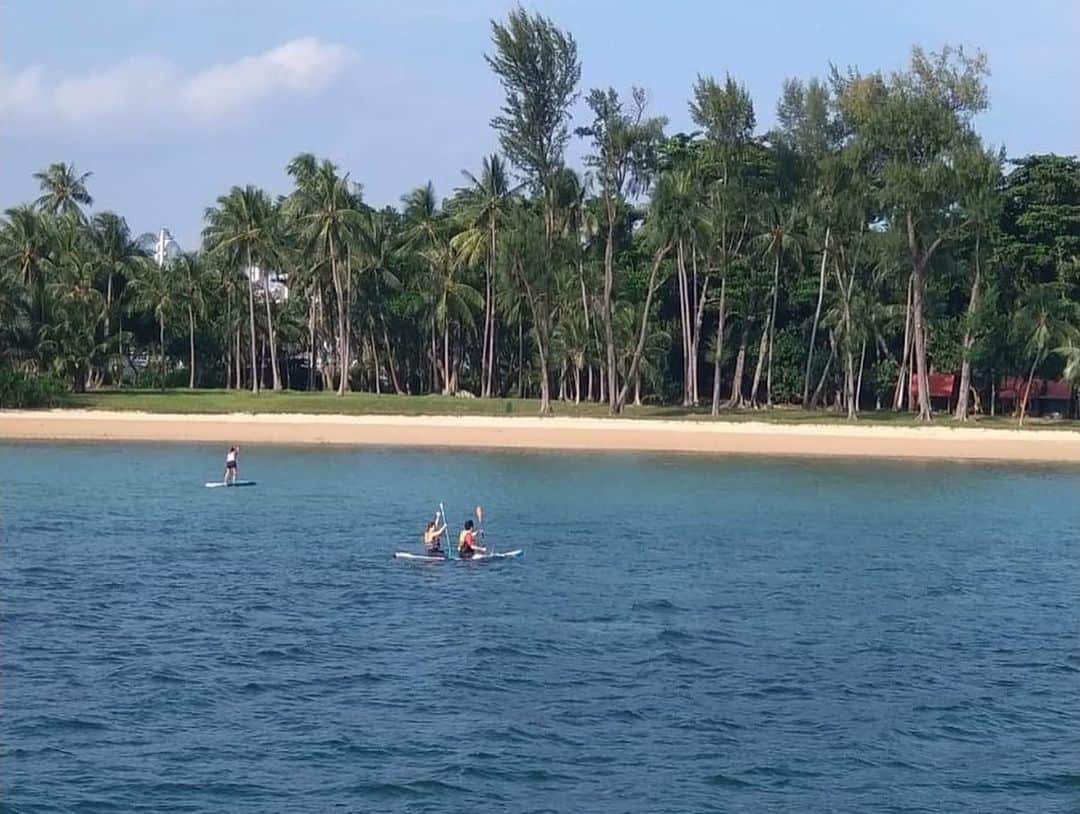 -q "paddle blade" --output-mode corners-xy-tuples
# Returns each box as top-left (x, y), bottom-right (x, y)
(475, 505), (483, 524)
